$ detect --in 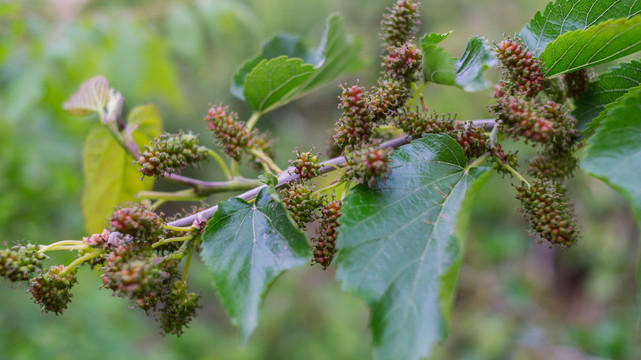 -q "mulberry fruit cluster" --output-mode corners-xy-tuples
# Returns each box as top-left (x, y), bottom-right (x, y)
(514, 179), (579, 248)
(111, 202), (164, 245)
(0, 243), (47, 282)
(289, 149), (321, 181)
(394, 111), (457, 138)
(205, 104), (272, 163)
(280, 183), (323, 229)
(159, 281), (200, 336)
(29, 265), (77, 314)
(495, 38), (544, 97)
(383, 42), (422, 81)
(343, 146), (393, 187)
(380, 0), (420, 47)
(333, 84), (376, 148)
(454, 125), (490, 160)
(138, 131), (208, 177)
(562, 69), (591, 99)
(493, 96), (565, 144)
(312, 199), (341, 269)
